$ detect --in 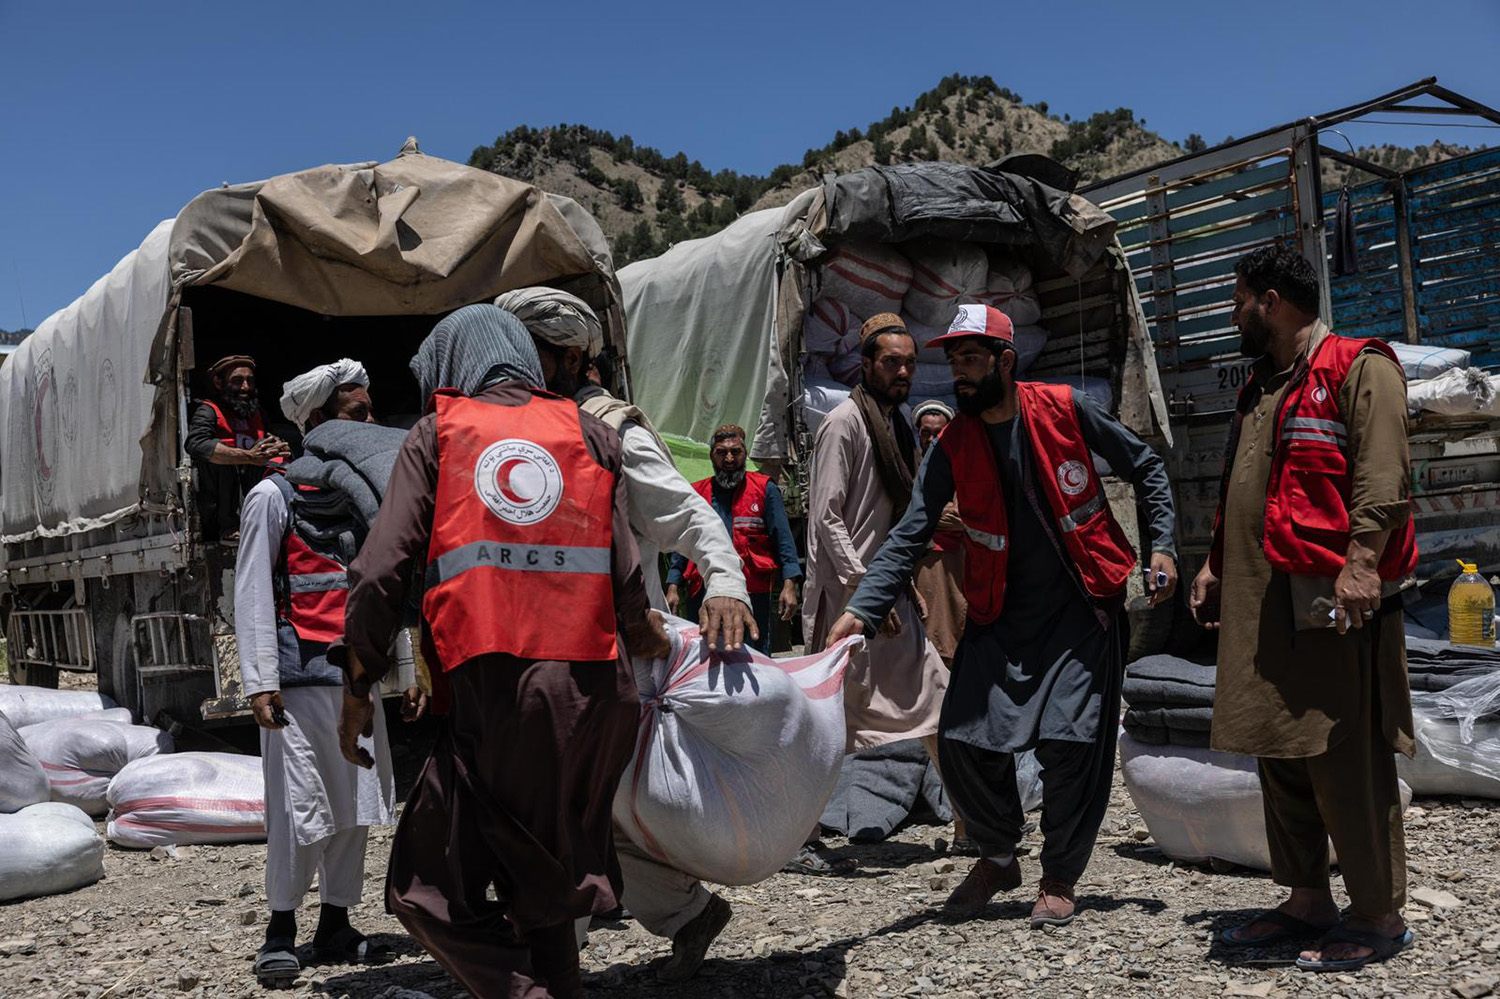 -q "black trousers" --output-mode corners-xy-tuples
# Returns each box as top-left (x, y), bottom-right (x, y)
(938, 726), (1119, 886)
